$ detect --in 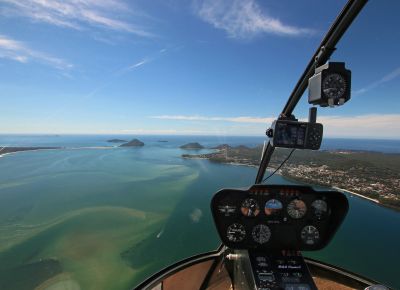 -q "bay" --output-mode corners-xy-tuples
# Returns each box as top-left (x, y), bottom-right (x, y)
(0, 135), (398, 289)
